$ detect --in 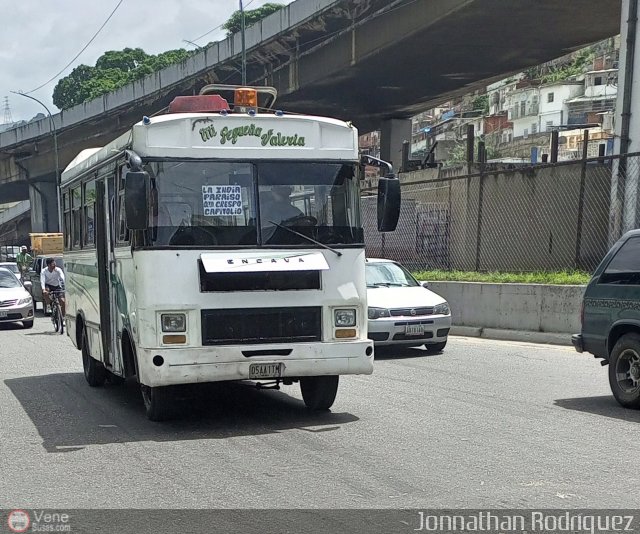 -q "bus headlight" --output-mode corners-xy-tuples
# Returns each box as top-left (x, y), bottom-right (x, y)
(161, 313), (186, 332)
(334, 309), (357, 327)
